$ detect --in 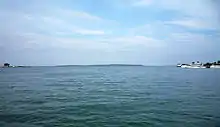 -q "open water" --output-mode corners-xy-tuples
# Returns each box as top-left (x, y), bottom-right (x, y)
(0, 66), (220, 127)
